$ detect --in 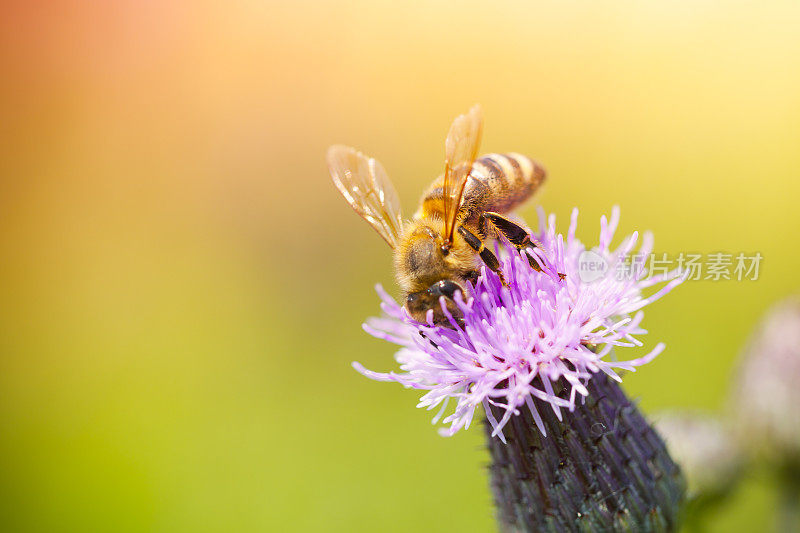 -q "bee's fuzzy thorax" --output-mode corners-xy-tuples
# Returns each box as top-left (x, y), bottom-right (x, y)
(393, 217), (478, 294)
